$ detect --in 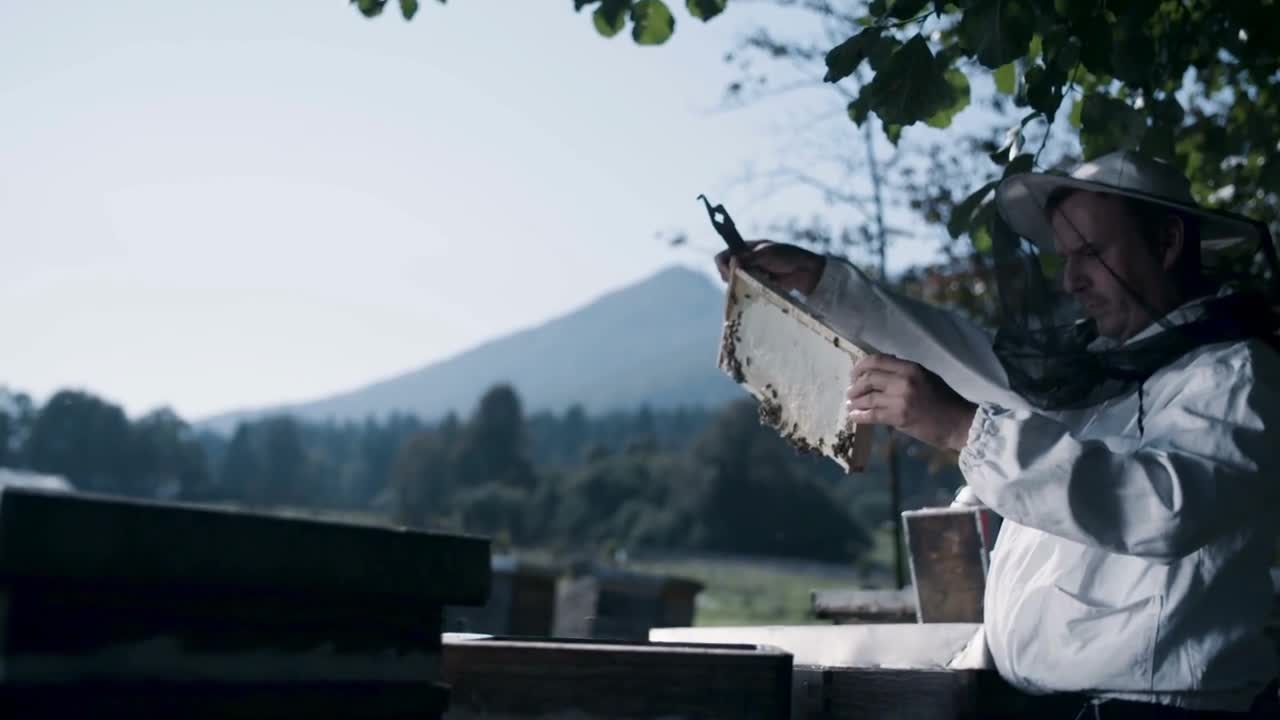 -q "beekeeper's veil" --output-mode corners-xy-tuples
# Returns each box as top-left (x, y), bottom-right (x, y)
(985, 150), (1280, 417)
